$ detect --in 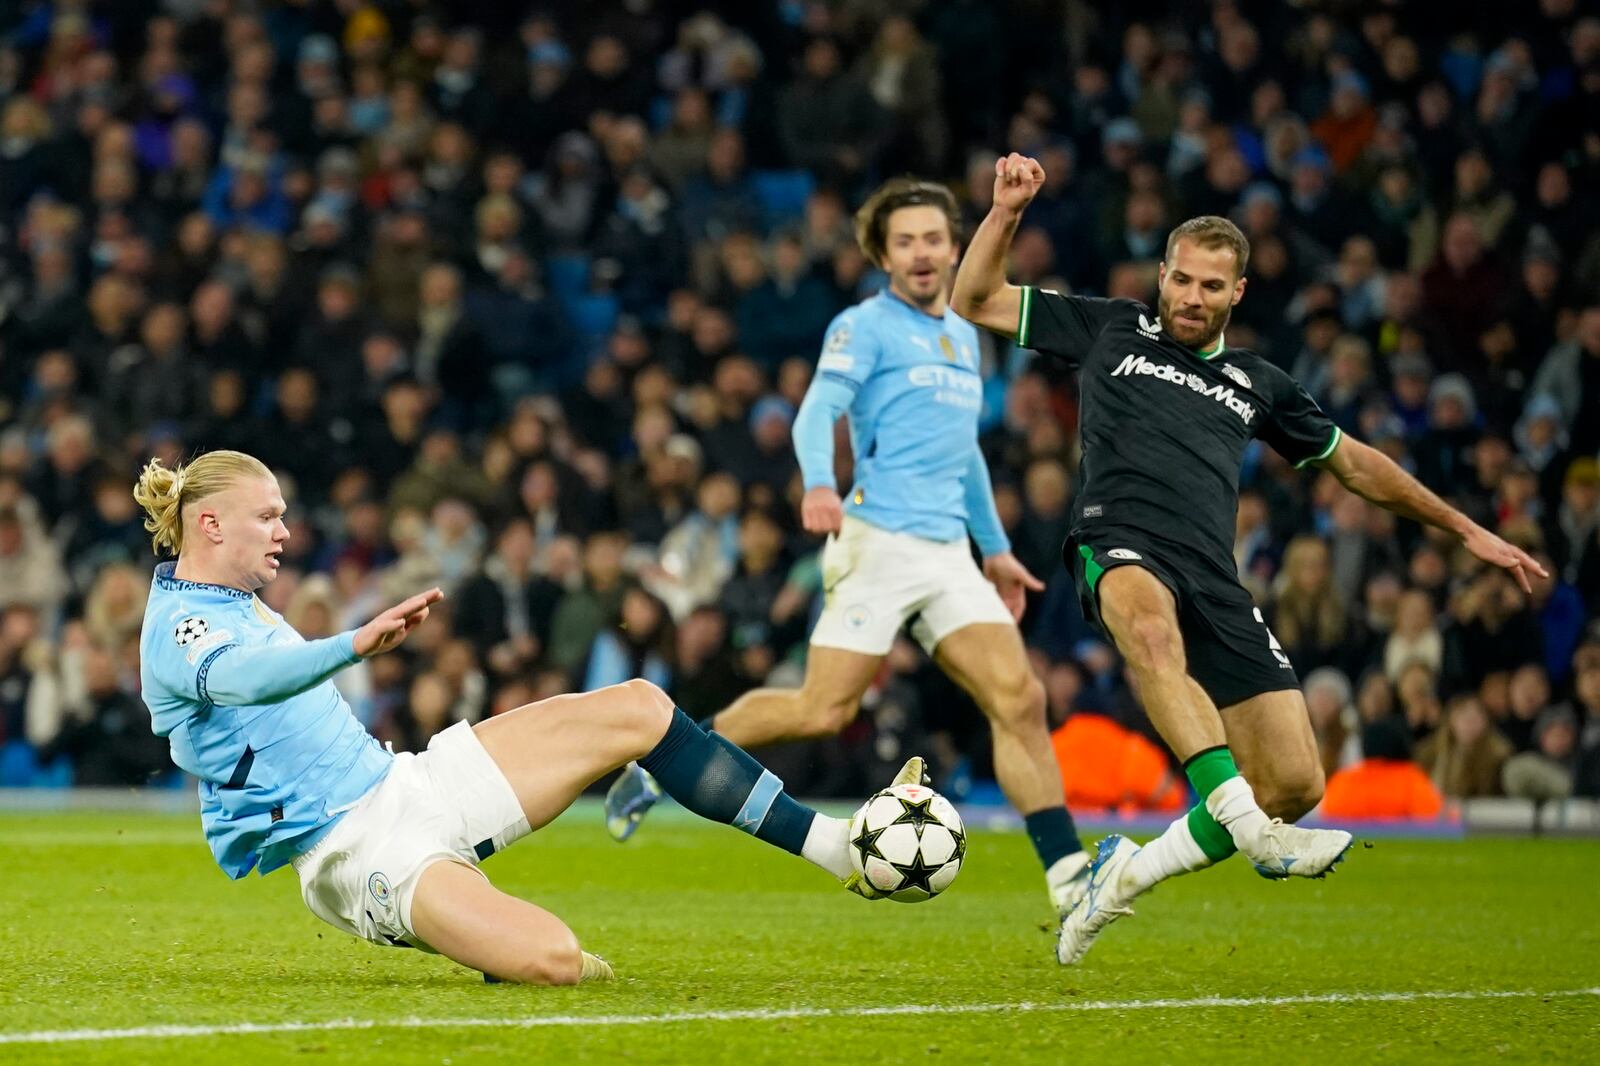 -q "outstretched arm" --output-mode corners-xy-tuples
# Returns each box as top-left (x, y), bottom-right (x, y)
(950, 154), (1046, 337)
(1318, 436), (1547, 593)
(201, 588), (443, 705)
